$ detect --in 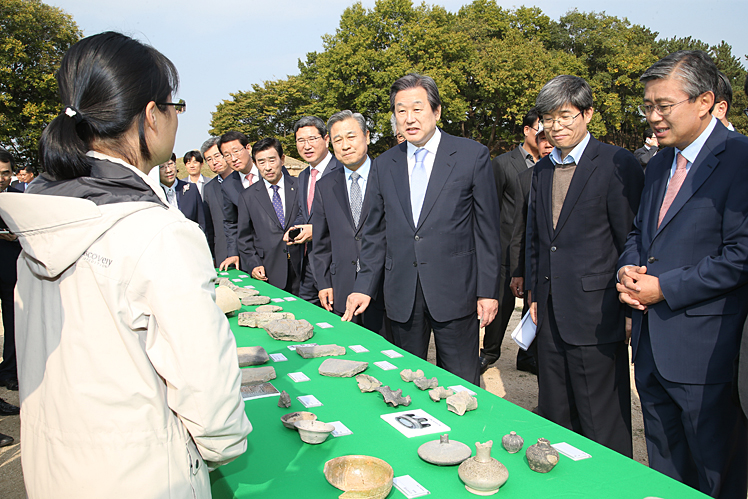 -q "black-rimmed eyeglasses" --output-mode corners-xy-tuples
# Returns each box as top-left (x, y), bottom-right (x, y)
(157, 99), (186, 114)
